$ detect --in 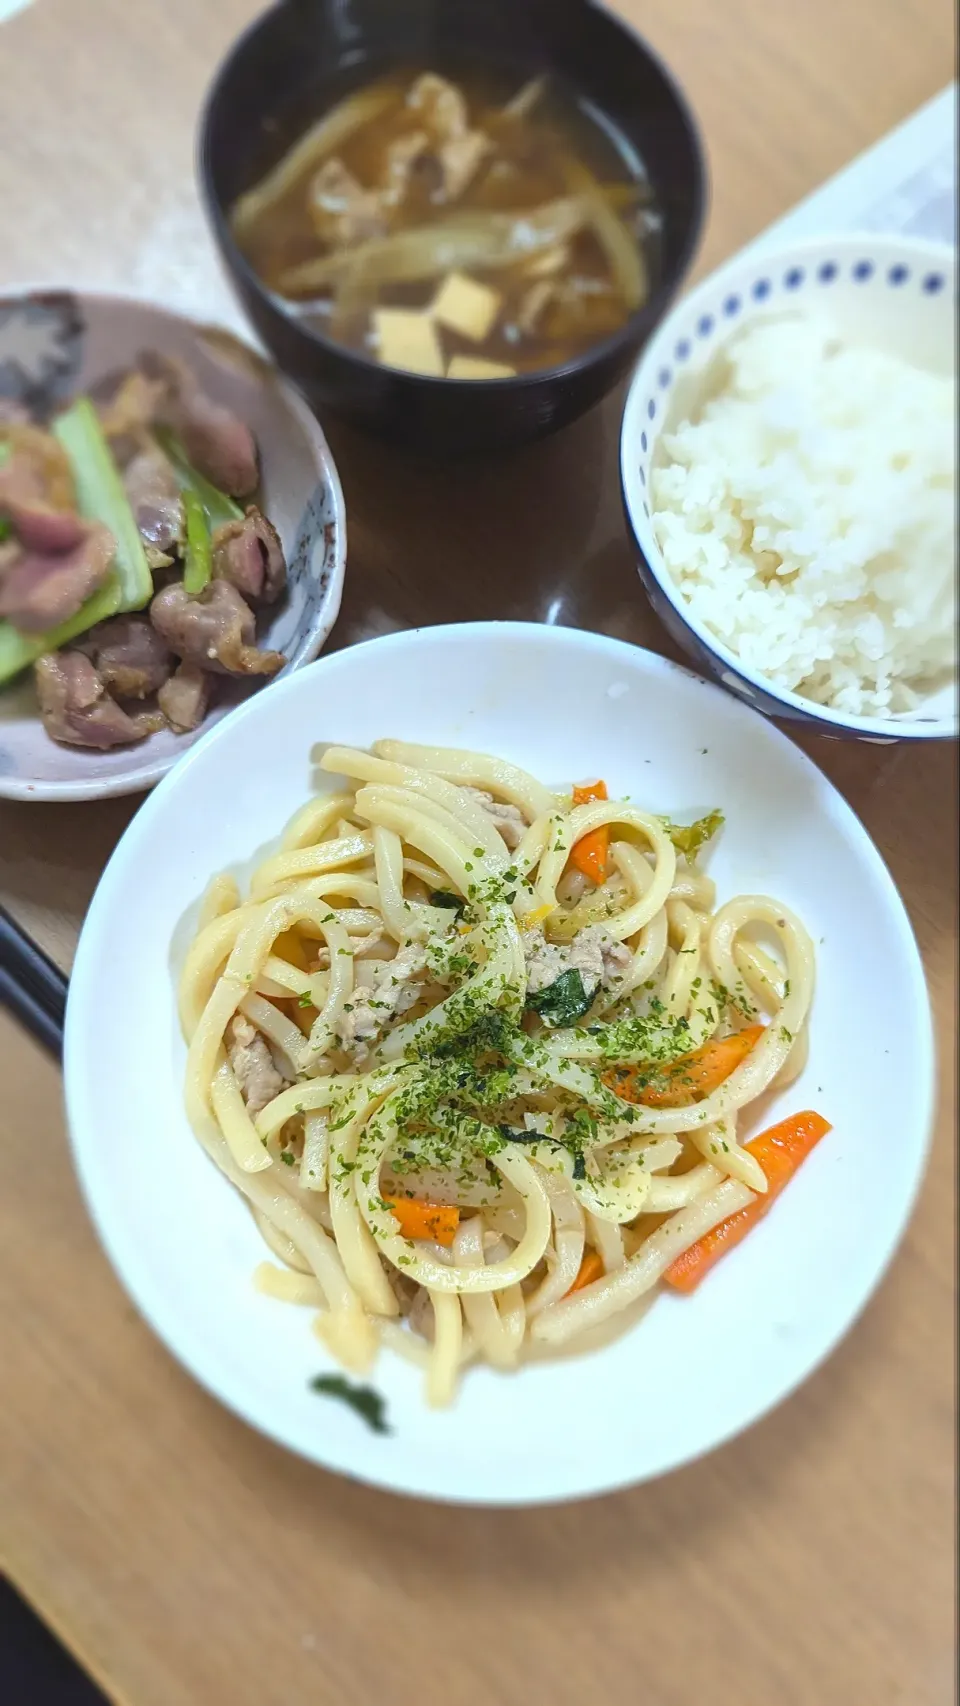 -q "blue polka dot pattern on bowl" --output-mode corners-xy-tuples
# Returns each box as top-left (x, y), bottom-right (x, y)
(888, 264), (909, 286)
(658, 367), (671, 388)
(647, 398), (656, 419)
(785, 267), (804, 289)
(853, 260), (874, 281)
(752, 279), (771, 300)
(818, 261), (838, 283)
(675, 339), (690, 361)
(923, 272), (944, 293)
(697, 314), (714, 337)
(723, 294), (741, 316)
